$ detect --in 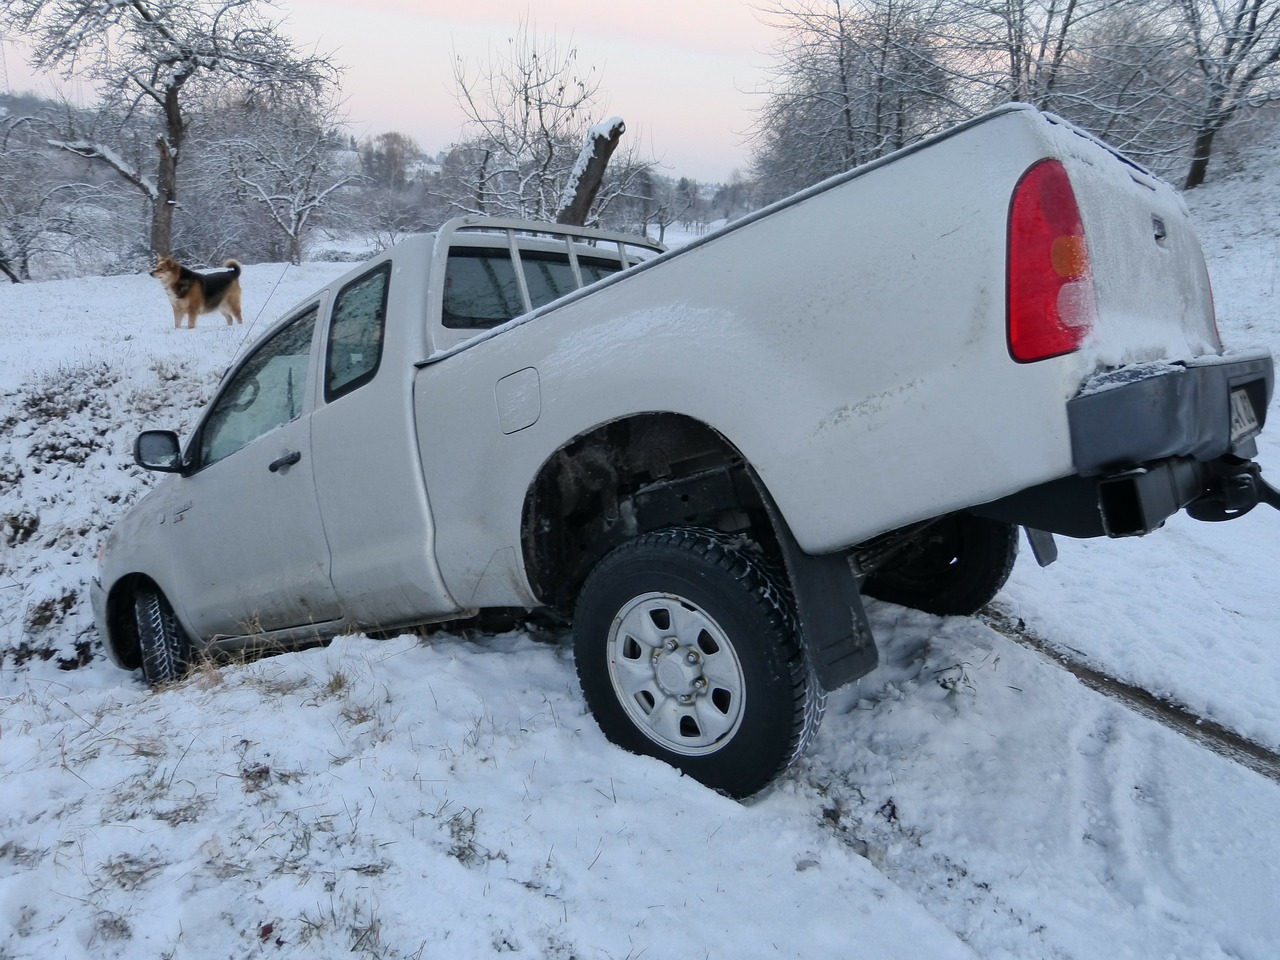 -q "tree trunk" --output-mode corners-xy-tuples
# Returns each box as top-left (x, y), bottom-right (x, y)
(152, 135), (177, 256)
(475, 148), (491, 215)
(1184, 125), (1218, 190)
(0, 257), (20, 284)
(556, 118), (625, 226)
(152, 84), (187, 256)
